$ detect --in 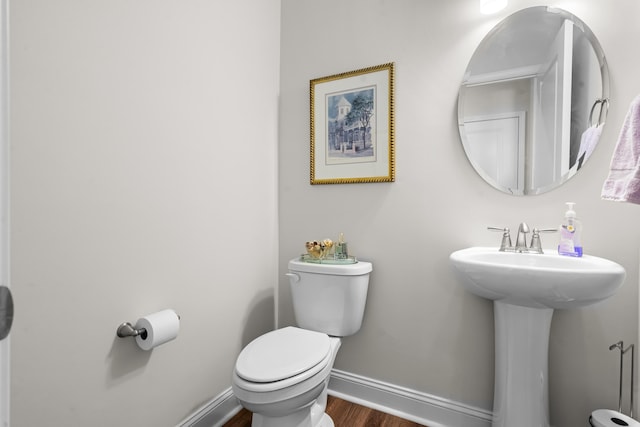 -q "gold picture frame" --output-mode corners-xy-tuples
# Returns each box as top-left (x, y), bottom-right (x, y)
(310, 62), (395, 184)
